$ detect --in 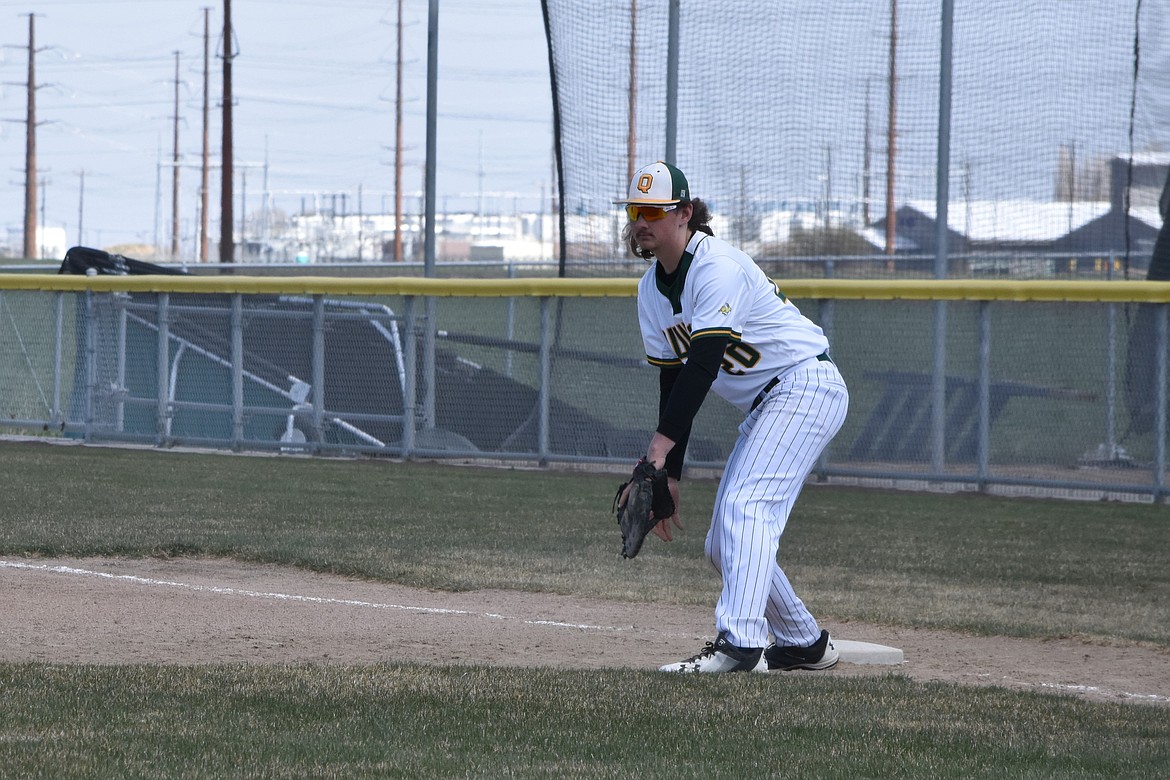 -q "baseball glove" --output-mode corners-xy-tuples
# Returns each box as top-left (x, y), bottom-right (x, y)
(612, 458), (675, 559)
